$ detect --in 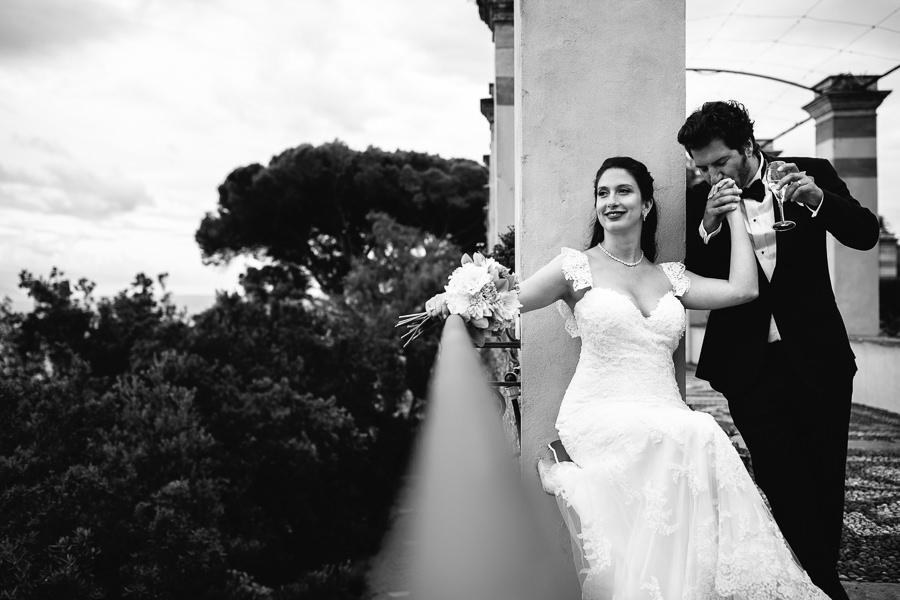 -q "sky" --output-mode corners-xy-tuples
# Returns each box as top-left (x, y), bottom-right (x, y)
(1, 0), (899, 314)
